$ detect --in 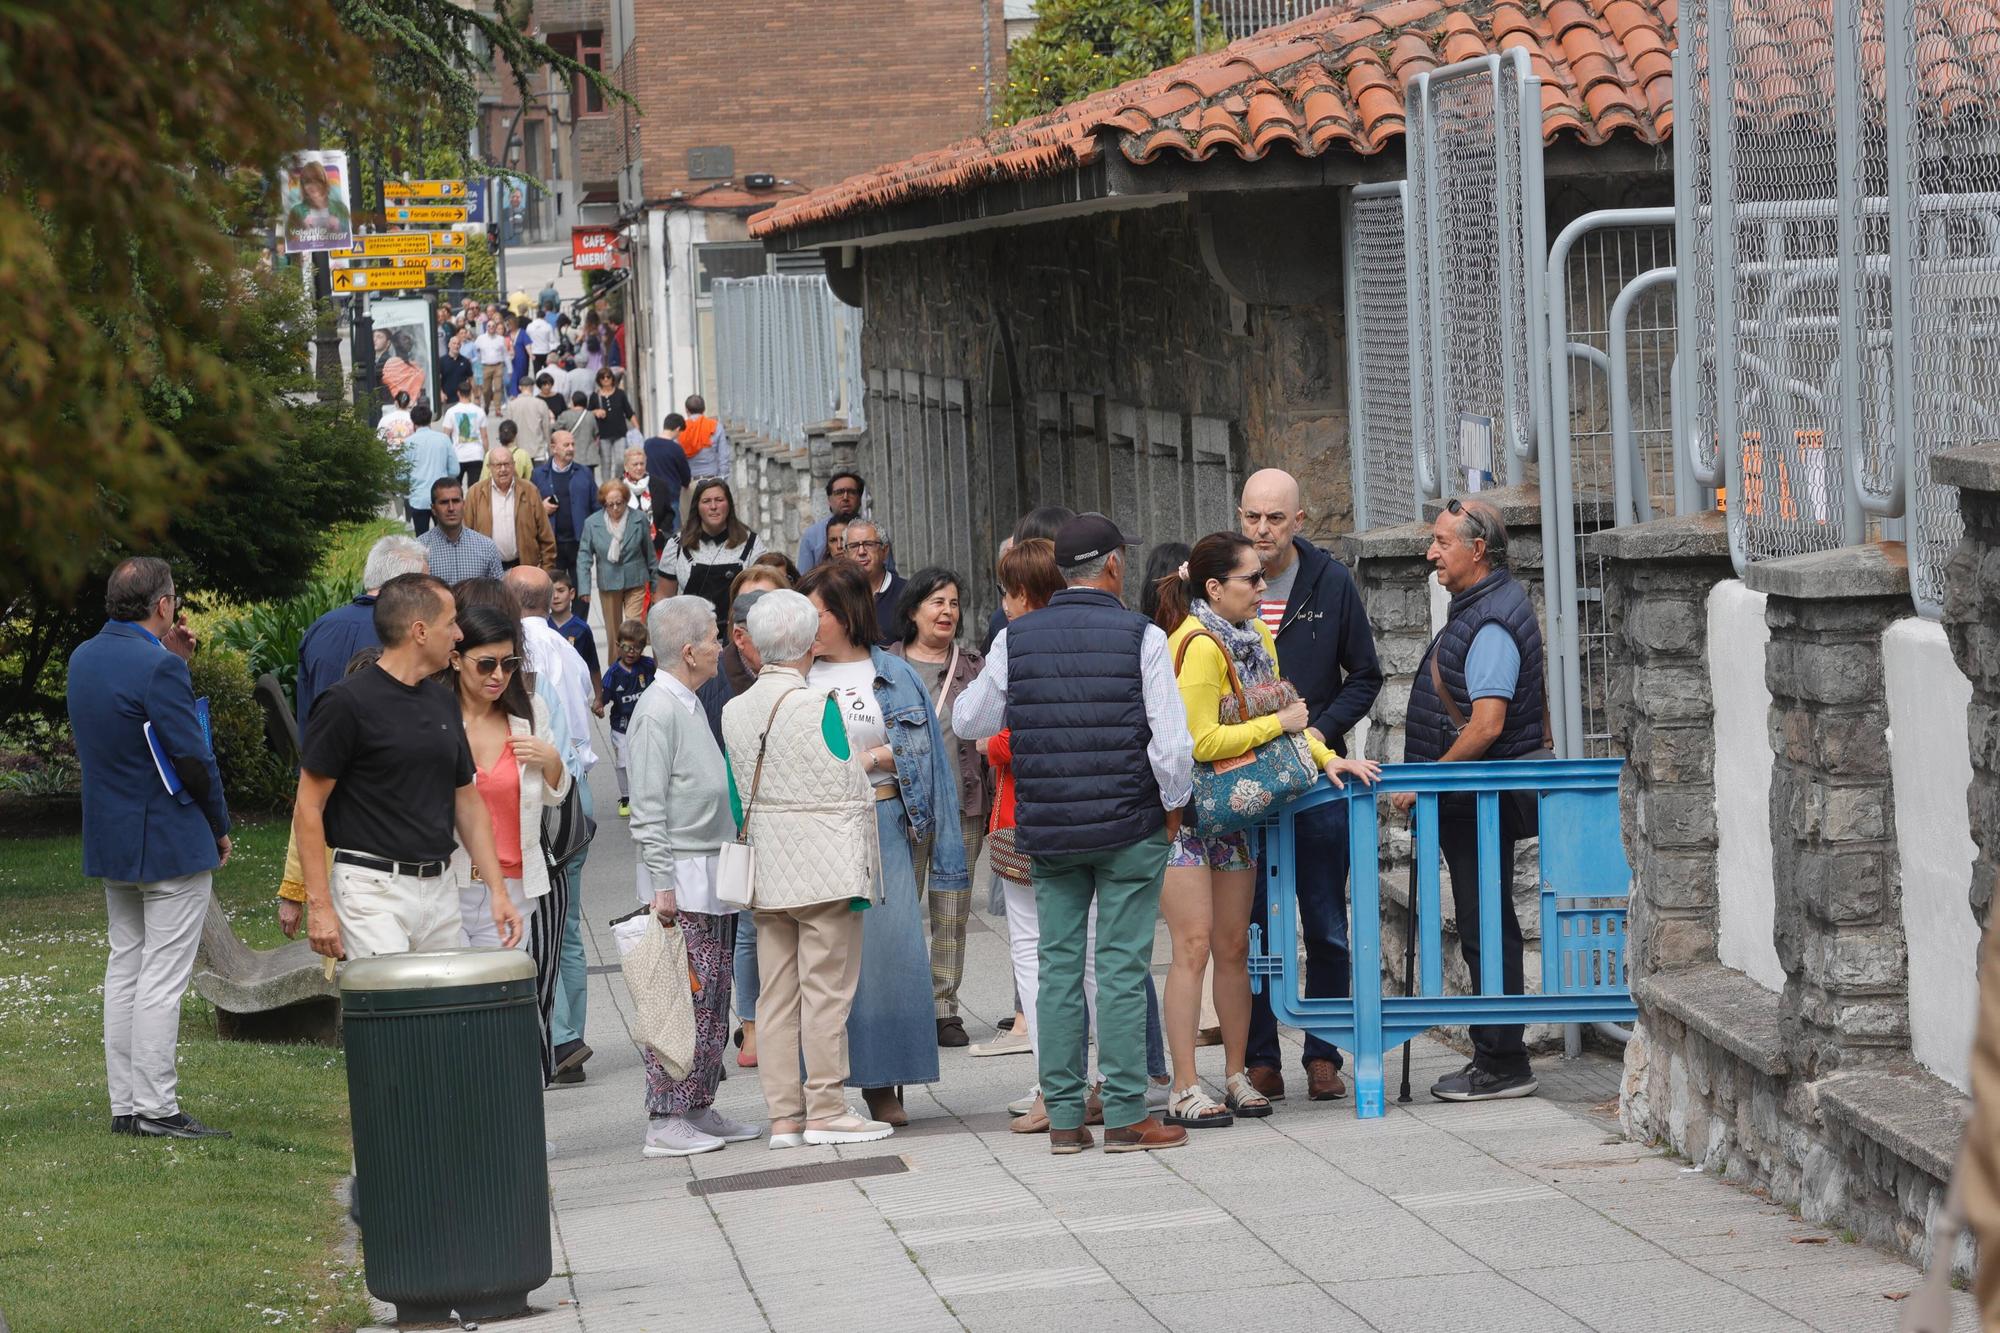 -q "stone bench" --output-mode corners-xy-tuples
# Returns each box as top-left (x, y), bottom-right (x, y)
(192, 894), (340, 1044)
